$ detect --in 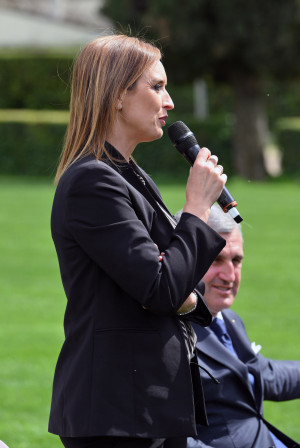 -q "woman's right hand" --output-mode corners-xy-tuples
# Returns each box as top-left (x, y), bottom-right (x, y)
(182, 147), (227, 222)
